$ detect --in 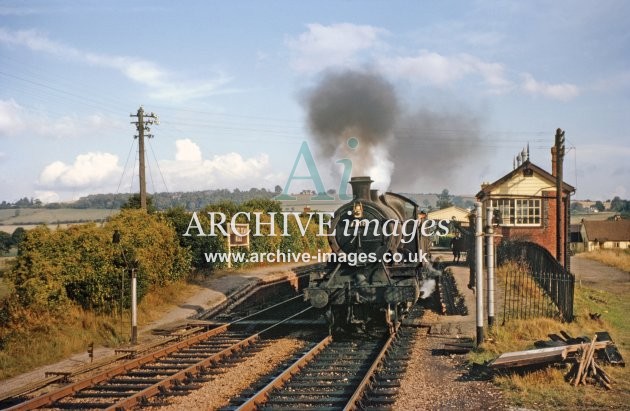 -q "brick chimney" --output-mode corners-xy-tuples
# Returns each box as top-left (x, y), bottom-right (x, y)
(551, 146), (558, 177)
